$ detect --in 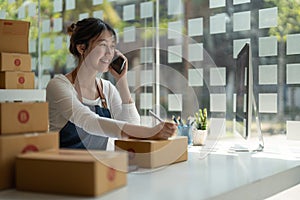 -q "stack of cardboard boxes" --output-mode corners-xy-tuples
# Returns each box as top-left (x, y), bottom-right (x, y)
(0, 19), (127, 197)
(0, 19), (59, 190)
(0, 19), (34, 89)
